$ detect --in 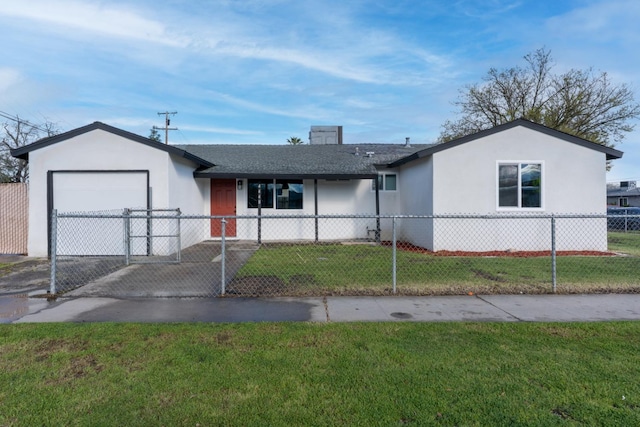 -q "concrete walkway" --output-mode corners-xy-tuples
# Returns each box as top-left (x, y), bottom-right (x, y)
(8, 293), (640, 323)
